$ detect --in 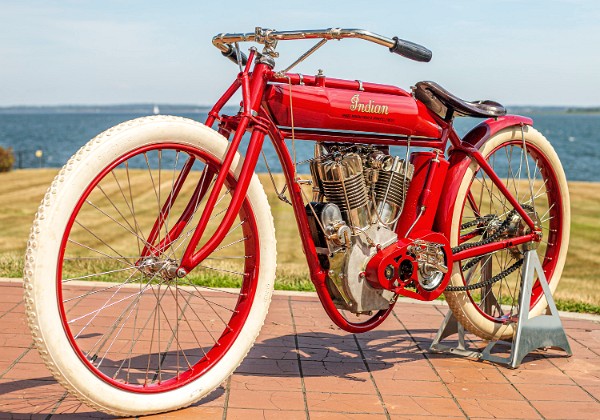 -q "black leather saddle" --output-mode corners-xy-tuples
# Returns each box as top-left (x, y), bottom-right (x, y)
(413, 81), (506, 119)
